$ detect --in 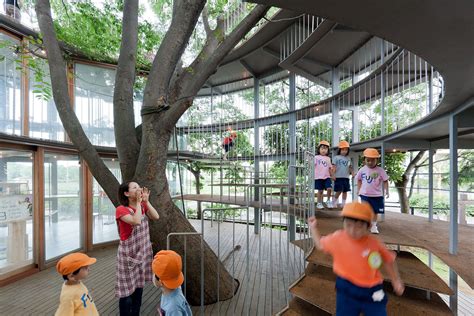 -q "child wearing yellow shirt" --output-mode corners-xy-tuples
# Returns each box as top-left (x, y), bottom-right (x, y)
(55, 252), (99, 316)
